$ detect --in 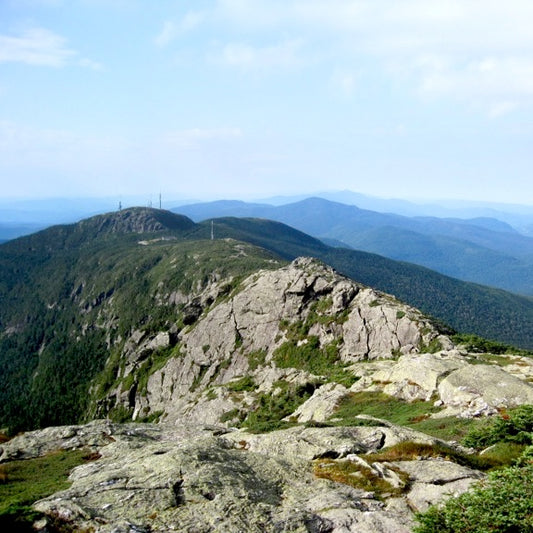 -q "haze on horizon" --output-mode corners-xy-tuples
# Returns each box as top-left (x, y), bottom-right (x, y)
(1, 1), (533, 206)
